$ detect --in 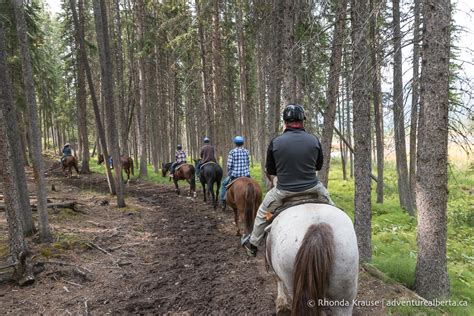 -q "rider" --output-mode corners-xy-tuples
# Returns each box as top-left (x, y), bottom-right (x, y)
(61, 143), (72, 166)
(170, 144), (187, 178)
(242, 104), (334, 257)
(220, 136), (250, 210)
(197, 137), (217, 177)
